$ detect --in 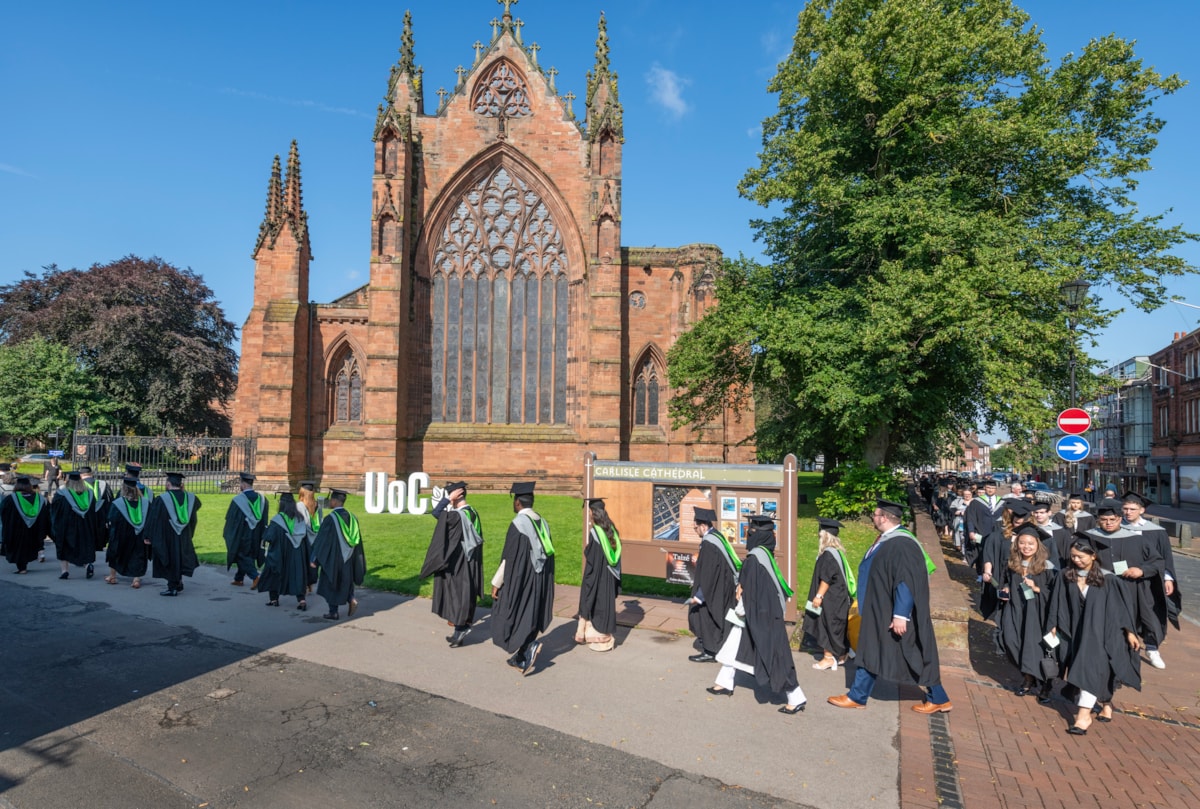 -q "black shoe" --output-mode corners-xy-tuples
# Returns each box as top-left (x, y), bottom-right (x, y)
(448, 627), (471, 648)
(266, 600), (279, 607)
(688, 652), (716, 663)
(324, 611), (339, 620)
(177, 581), (184, 592)
(1066, 725), (1088, 736)
(1036, 685), (1053, 705)
(507, 654), (526, 672)
(779, 702), (806, 715)
(59, 572), (69, 580)
(297, 601), (307, 611)
(1015, 685), (1031, 697)
(160, 589), (178, 597)
(706, 686), (733, 697)
(524, 641), (541, 676)
(86, 564), (94, 579)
